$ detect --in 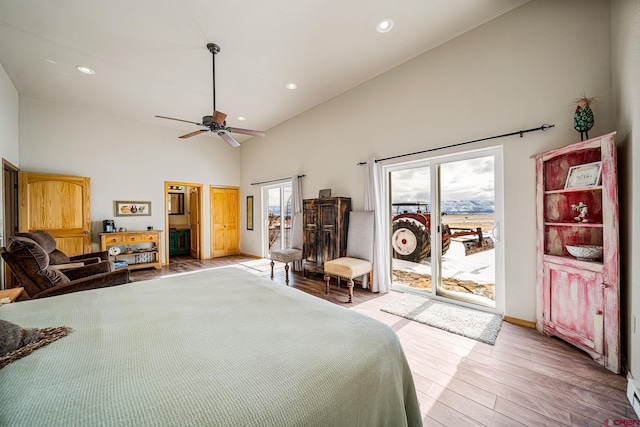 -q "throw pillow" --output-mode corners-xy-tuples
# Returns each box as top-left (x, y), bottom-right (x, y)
(0, 319), (72, 369)
(0, 319), (44, 356)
